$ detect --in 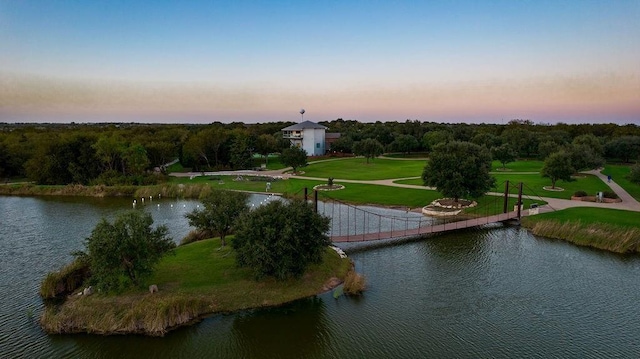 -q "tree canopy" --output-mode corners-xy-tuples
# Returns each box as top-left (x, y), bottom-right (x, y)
(232, 199), (331, 280)
(281, 146), (308, 173)
(491, 143), (517, 170)
(75, 210), (175, 292)
(185, 189), (250, 247)
(422, 141), (495, 202)
(541, 151), (575, 189)
(352, 138), (384, 163)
